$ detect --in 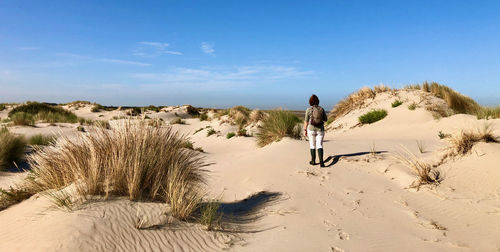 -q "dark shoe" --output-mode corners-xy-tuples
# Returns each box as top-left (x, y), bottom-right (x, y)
(310, 149), (316, 165)
(318, 148), (325, 167)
